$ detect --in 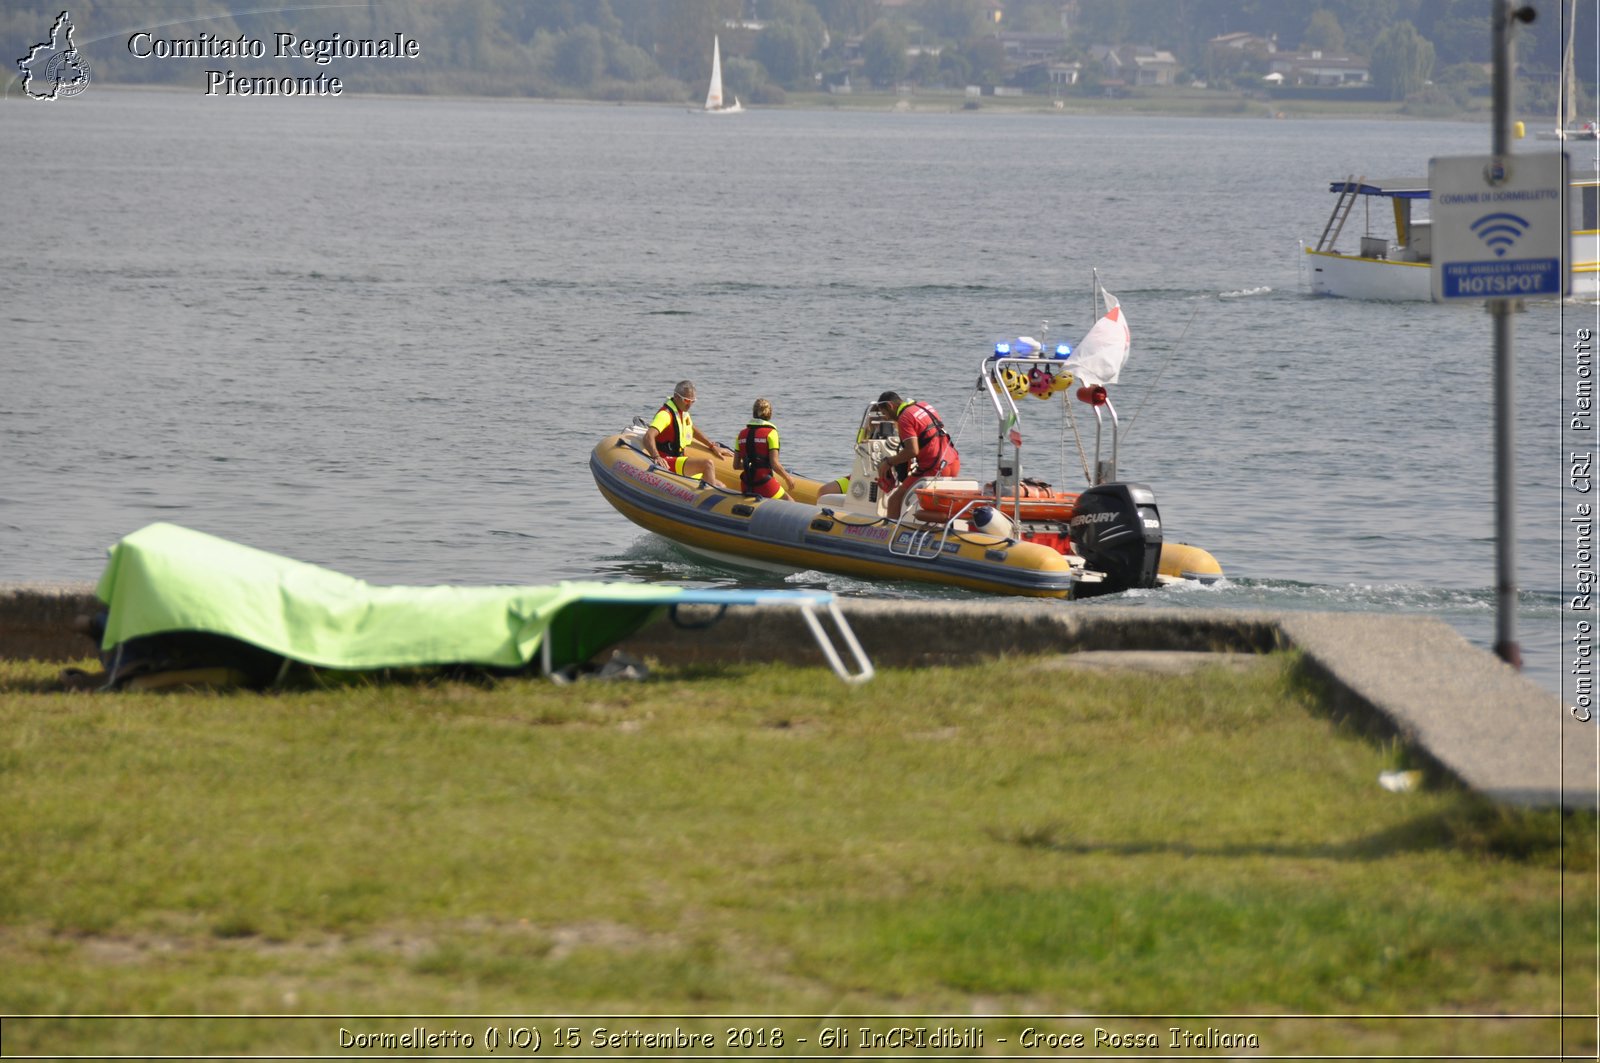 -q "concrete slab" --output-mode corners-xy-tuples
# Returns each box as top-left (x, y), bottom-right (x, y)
(1277, 612), (1595, 811)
